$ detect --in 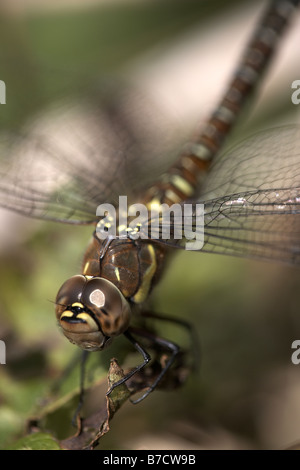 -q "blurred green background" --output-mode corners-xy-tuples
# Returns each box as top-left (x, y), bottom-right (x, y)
(0, 0), (300, 450)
